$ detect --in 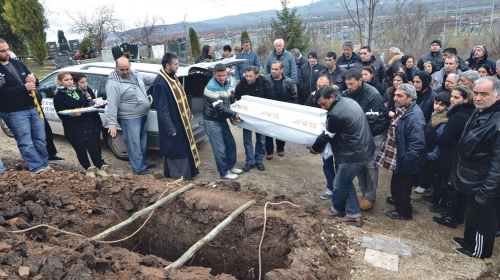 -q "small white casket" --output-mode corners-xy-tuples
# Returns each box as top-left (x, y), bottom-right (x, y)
(231, 96), (327, 146)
